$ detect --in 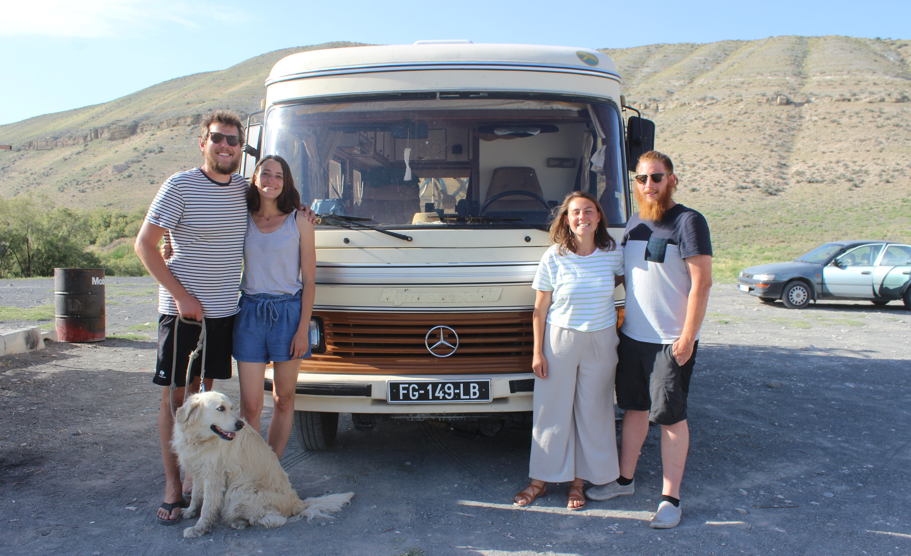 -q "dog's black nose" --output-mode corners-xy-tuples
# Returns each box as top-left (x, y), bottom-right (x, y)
(235, 420), (245, 430)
